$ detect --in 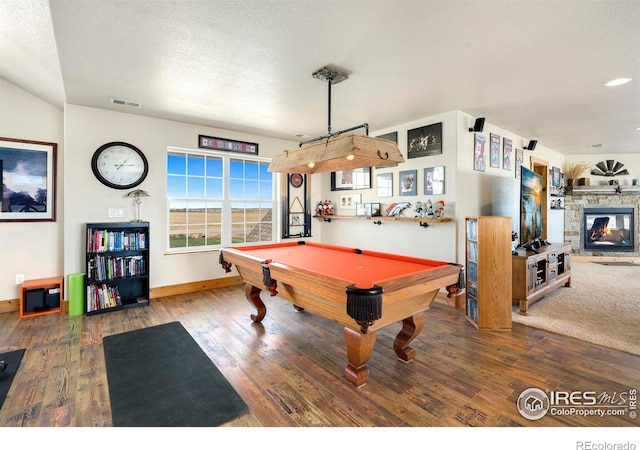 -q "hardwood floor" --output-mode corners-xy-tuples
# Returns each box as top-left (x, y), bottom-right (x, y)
(0, 284), (638, 429)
